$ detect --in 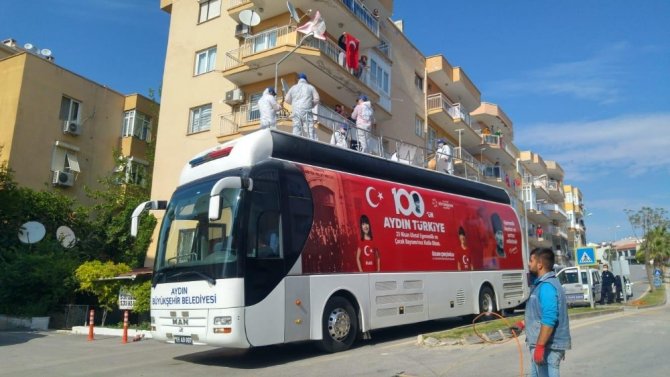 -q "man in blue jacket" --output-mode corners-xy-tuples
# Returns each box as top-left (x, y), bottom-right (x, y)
(514, 248), (571, 376)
